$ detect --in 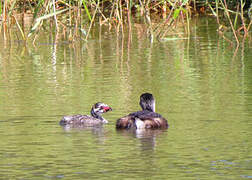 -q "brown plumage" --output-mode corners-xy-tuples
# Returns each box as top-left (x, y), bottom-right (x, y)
(60, 114), (105, 126)
(116, 93), (168, 129)
(60, 102), (112, 126)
